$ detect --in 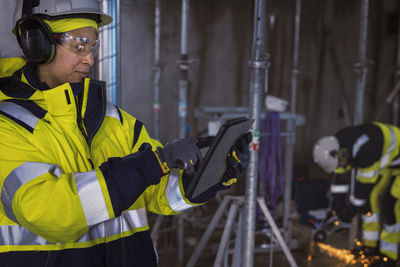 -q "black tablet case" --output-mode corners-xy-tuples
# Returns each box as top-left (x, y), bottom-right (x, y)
(186, 117), (254, 199)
